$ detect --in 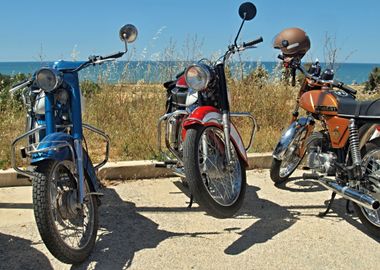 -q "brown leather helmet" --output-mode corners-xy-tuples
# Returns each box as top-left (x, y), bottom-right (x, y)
(273, 28), (310, 58)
